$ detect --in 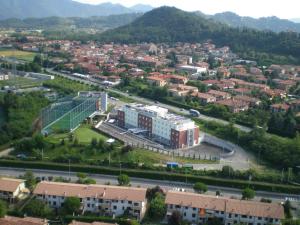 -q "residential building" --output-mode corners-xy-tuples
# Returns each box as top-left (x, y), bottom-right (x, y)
(0, 177), (28, 202)
(270, 104), (290, 113)
(168, 84), (198, 97)
(147, 76), (167, 87)
(0, 216), (48, 225)
(234, 95), (261, 107)
(165, 191), (284, 225)
(207, 90), (231, 101)
(216, 99), (249, 113)
(177, 65), (207, 75)
(33, 182), (147, 221)
(195, 93), (217, 104)
(117, 104), (200, 149)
